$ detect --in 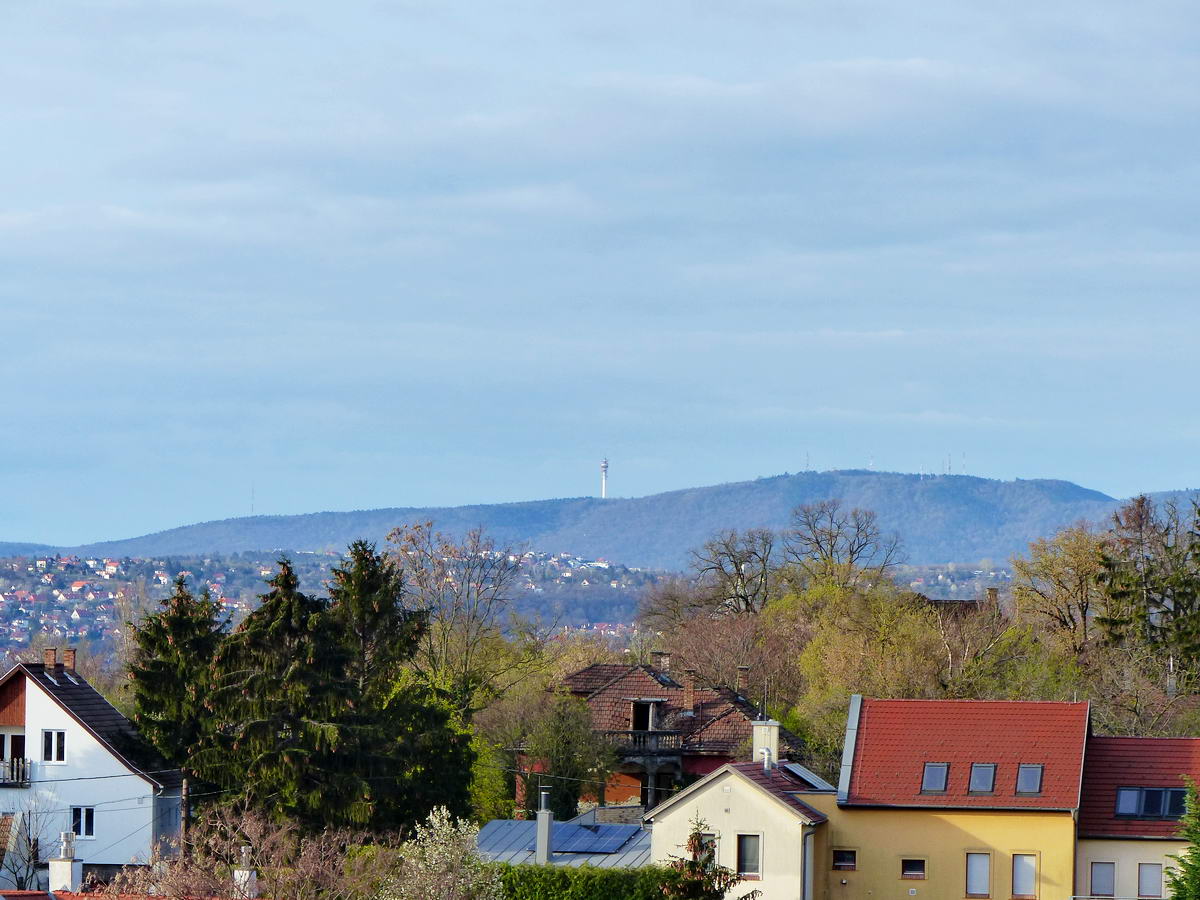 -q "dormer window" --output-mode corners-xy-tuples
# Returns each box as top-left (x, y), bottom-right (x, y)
(631, 701), (656, 731)
(1116, 787), (1187, 819)
(921, 762), (949, 793)
(1016, 764), (1043, 795)
(969, 763), (996, 793)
